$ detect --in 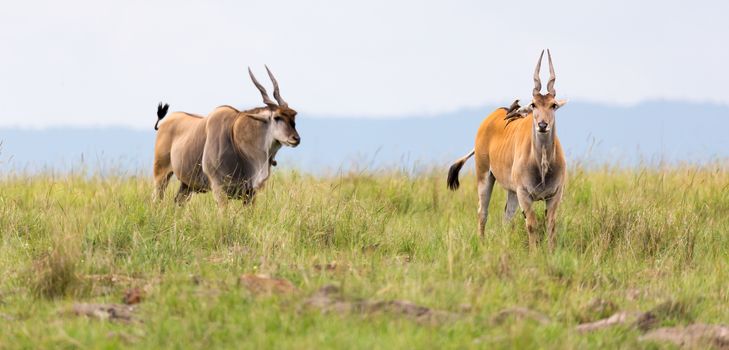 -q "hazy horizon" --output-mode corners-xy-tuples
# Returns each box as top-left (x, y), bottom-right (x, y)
(2, 100), (727, 174)
(2, 98), (727, 130)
